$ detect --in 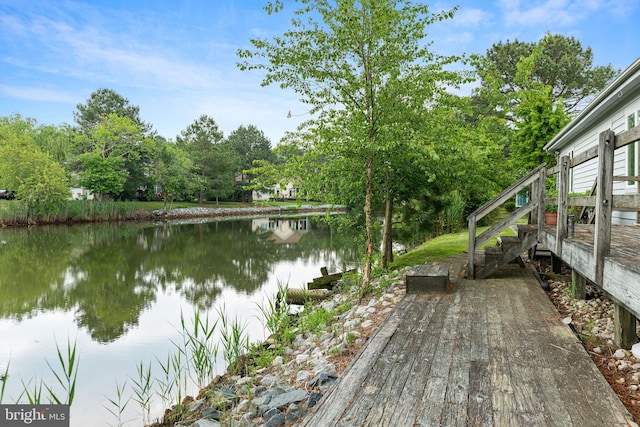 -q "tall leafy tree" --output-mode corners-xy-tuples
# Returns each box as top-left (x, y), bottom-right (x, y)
(474, 33), (617, 117)
(0, 115), (70, 212)
(74, 88), (151, 135)
(74, 89), (156, 199)
(177, 115), (235, 205)
(76, 114), (148, 199)
(226, 124), (274, 202)
(238, 0), (465, 288)
(153, 141), (195, 209)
